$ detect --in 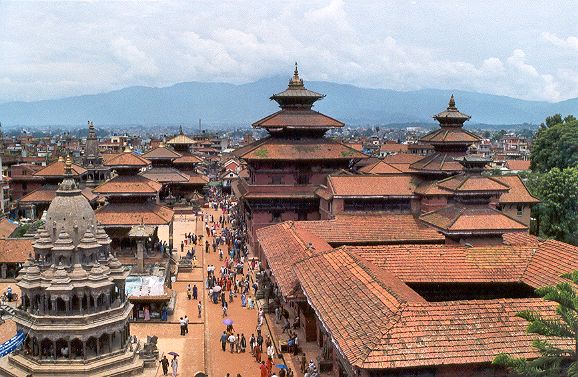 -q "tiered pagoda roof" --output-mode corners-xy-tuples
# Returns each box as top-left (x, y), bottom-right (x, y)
(166, 126), (196, 145)
(141, 146), (181, 160)
(252, 63), (344, 133)
(93, 175), (161, 196)
(102, 152), (150, 169)
(410, 96), (481, 175)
